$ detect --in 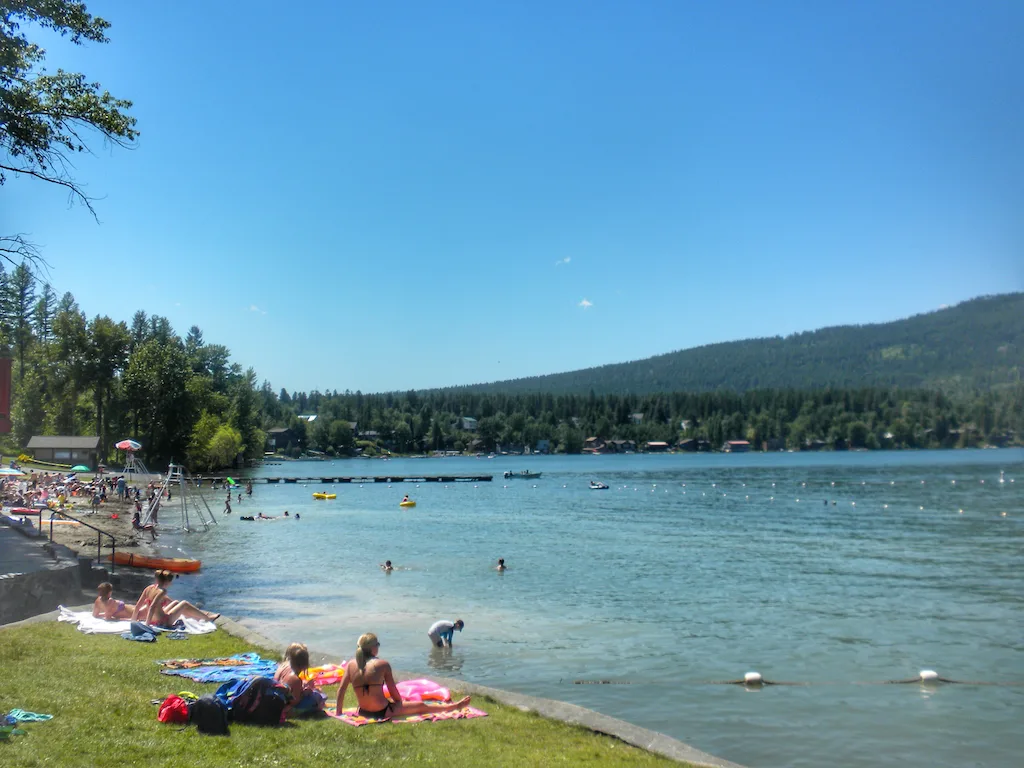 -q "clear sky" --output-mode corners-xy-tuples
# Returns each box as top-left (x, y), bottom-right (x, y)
(4, 0), (1022, 393)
